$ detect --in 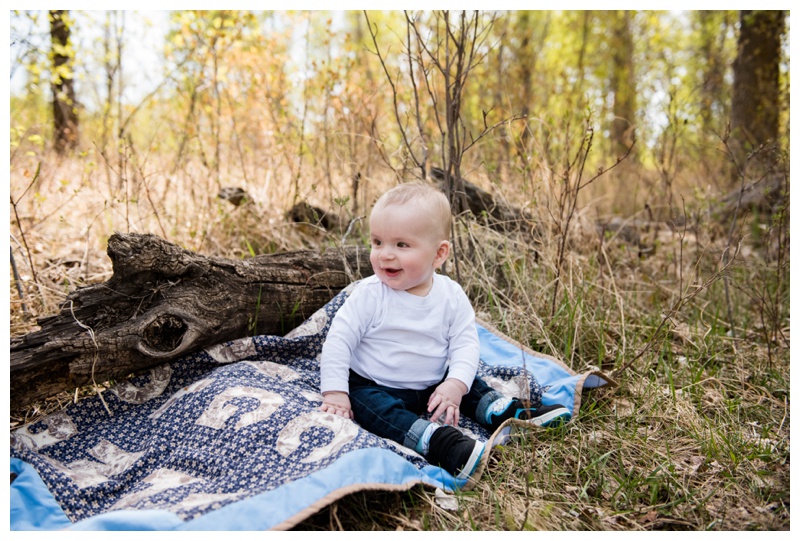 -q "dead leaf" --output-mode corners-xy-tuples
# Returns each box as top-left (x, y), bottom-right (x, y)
(641, 510), (658, 523)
